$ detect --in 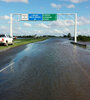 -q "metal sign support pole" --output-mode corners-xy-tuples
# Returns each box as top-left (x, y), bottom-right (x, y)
(10, 13), (21, 38)
(74, 13), (77, 43)
(58, 13), (77, 43)
(10, 13), (13, 38)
